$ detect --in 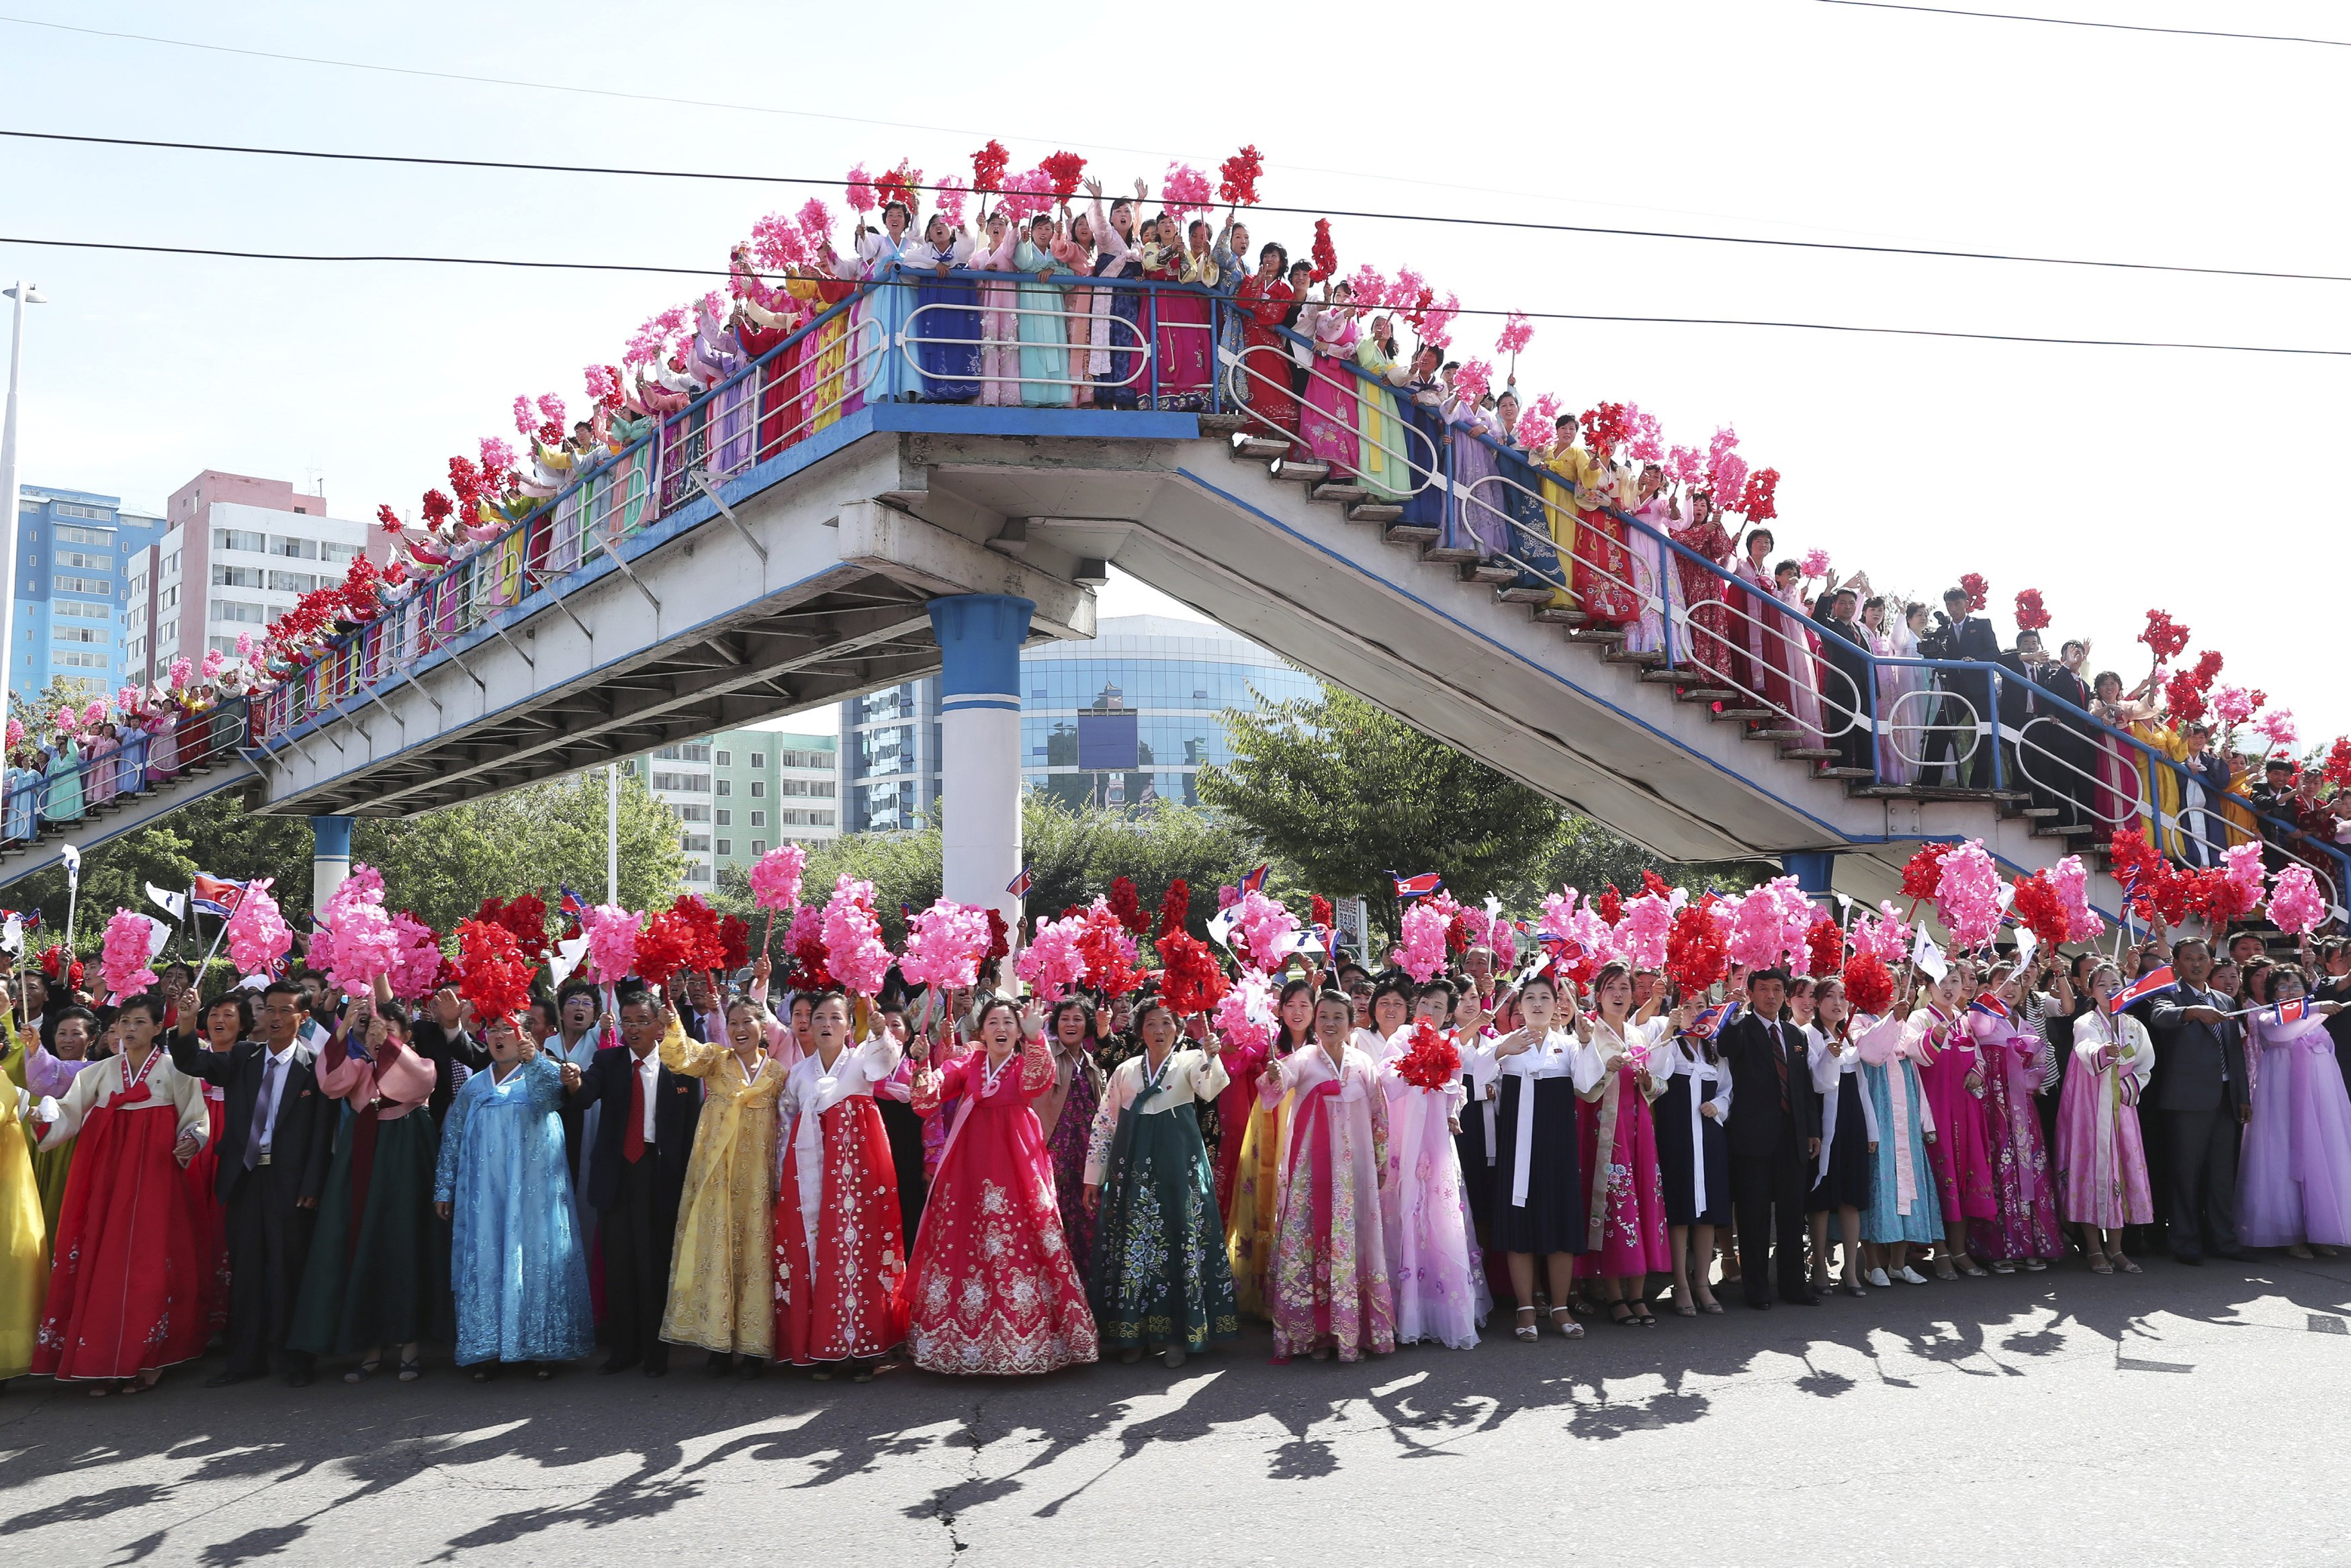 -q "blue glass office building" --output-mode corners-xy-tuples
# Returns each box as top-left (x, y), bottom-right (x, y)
(10, 485), (169, 703)
(838, 614), (1314, 831)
